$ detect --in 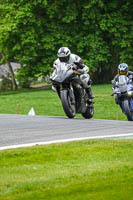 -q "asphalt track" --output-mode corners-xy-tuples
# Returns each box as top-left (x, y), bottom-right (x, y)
(0, 114), (133, 150)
